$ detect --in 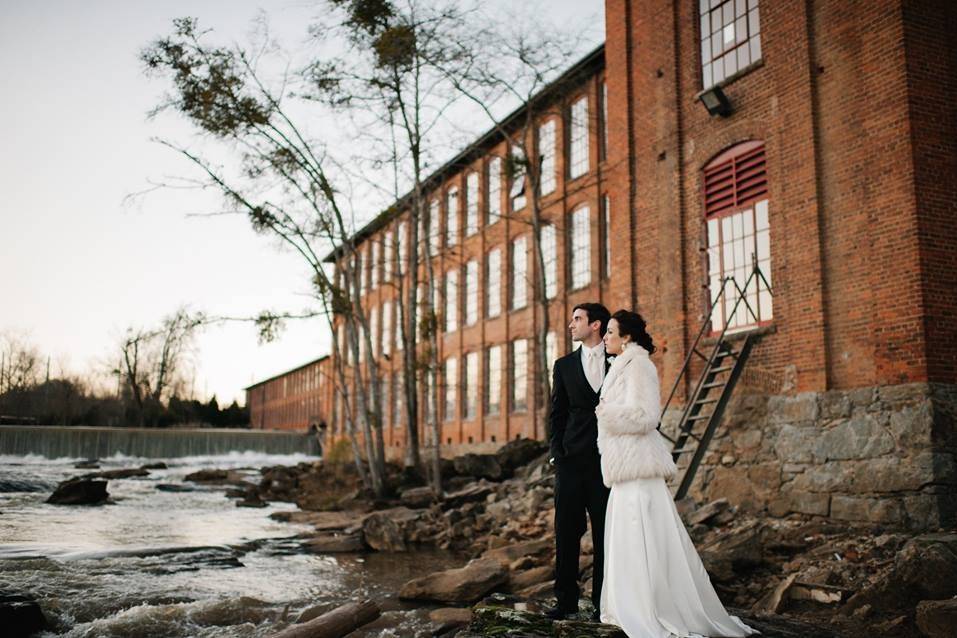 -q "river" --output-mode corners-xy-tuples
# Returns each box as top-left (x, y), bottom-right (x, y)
(0, 452), (461, 637)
